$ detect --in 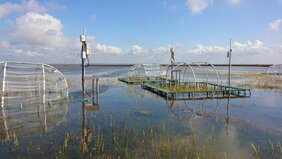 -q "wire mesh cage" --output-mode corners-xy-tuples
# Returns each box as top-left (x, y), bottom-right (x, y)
(127, 64), (165, 78)
(164, 62), (222, 85)
(0, 100), (68, 140)
(118, 64), (166, 84)
(0, 61), (68, 108)
(267, 64), (282, 75)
